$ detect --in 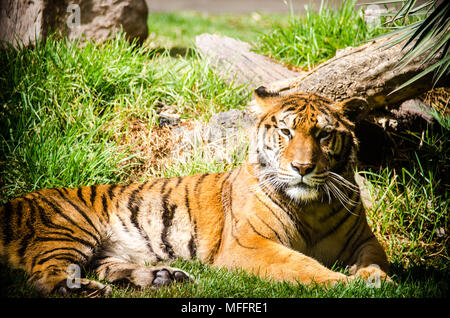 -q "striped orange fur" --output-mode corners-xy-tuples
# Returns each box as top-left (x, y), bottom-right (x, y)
(0, 87), (390, 296)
